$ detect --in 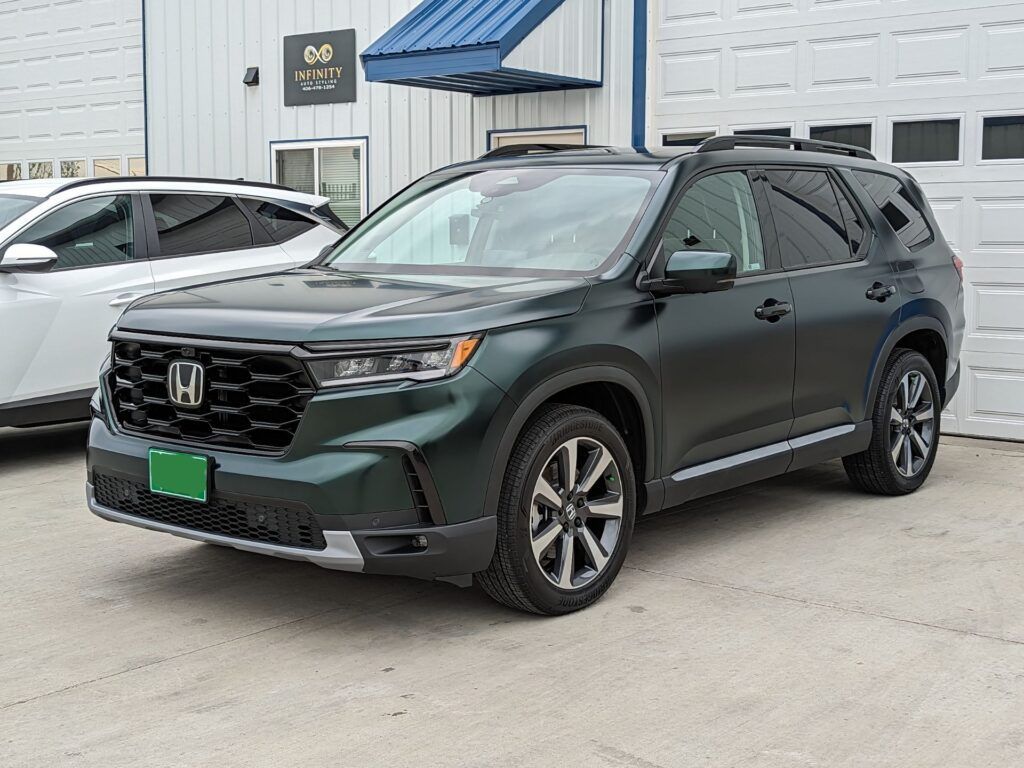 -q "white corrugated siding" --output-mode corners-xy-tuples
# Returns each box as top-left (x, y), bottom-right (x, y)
(144, 0), (633, 208)
(503, 0), (603, 81)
